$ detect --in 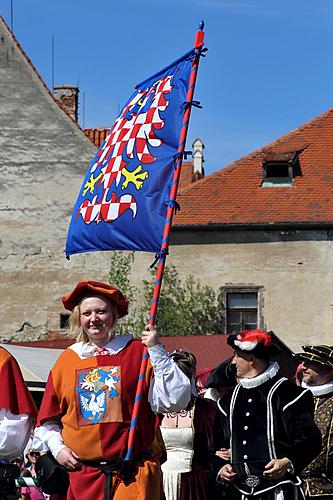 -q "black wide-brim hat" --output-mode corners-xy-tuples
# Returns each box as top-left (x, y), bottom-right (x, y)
(205, 356), (237, 388)
(227, 330), (281, 359)
(294, 345), (333, 368)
